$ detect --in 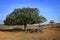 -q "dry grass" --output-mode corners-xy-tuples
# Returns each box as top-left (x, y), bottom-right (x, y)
(0, 24), (60, 40)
